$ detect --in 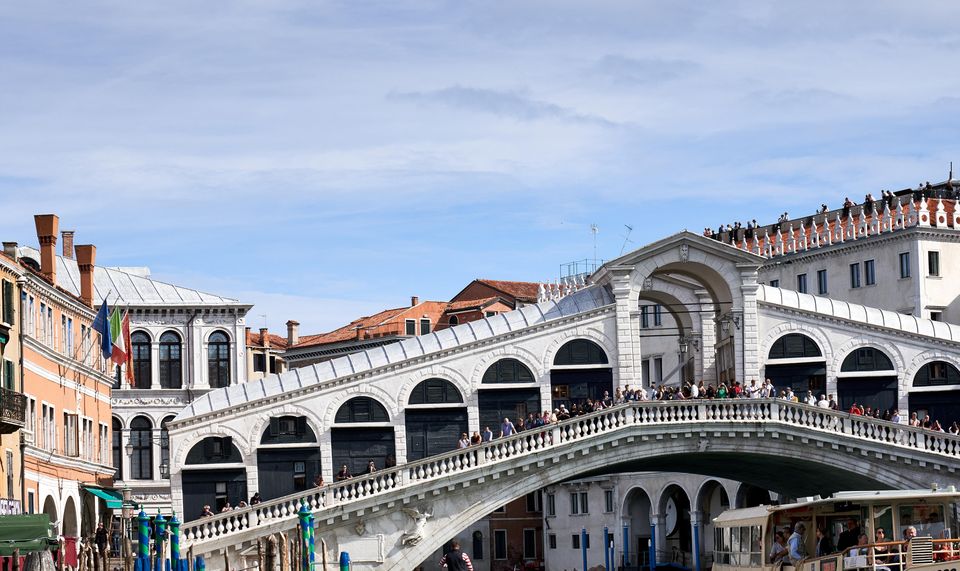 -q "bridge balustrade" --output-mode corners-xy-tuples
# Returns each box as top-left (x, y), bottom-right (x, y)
(179, 398), (960, 547)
